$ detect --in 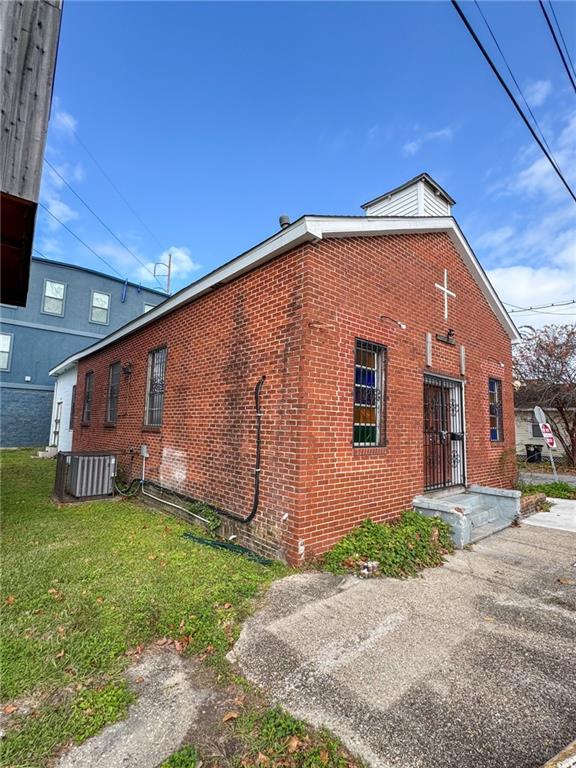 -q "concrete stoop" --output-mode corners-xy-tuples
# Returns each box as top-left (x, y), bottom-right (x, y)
(413, 485), (521, 548)
(37, 446), (58, 459)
